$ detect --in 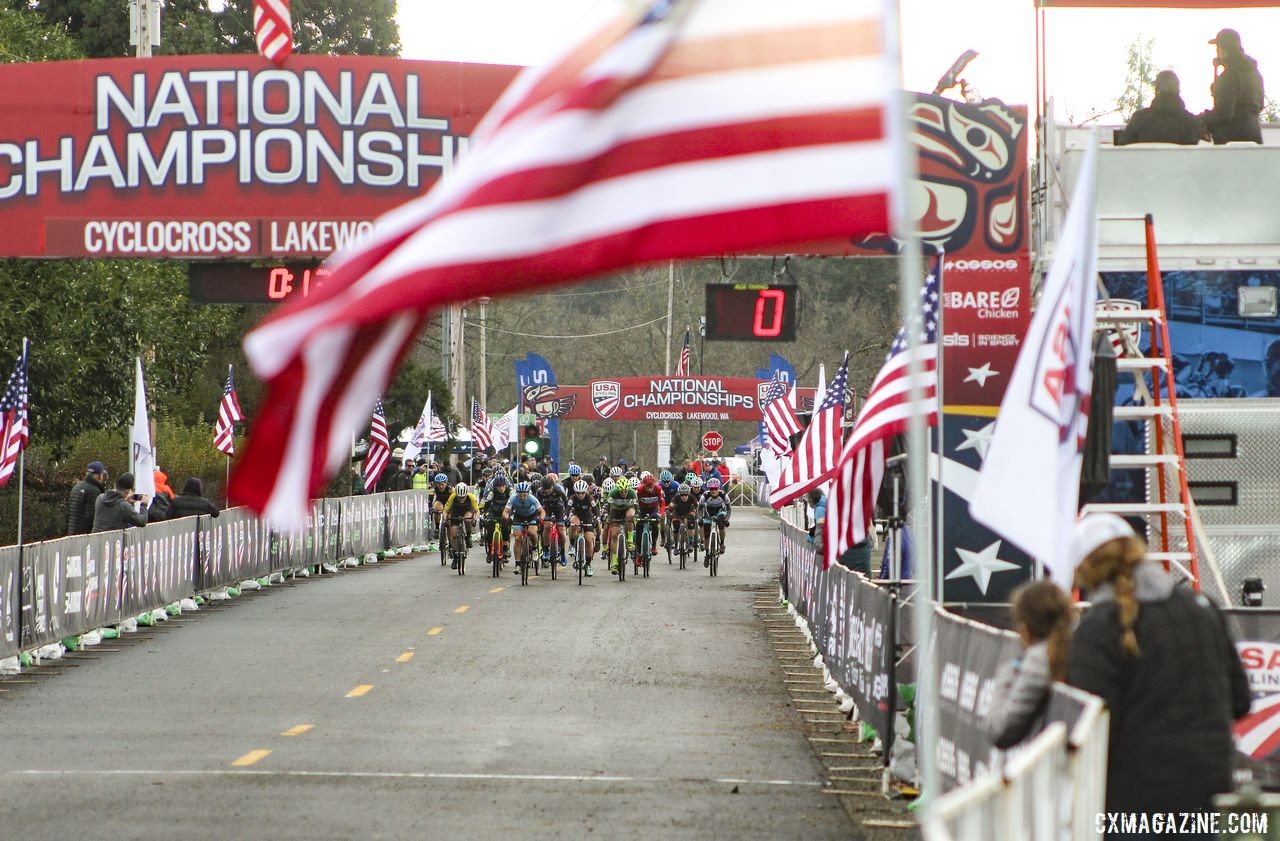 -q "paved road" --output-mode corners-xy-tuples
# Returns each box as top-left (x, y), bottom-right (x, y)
(0, 510), (856, 841)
